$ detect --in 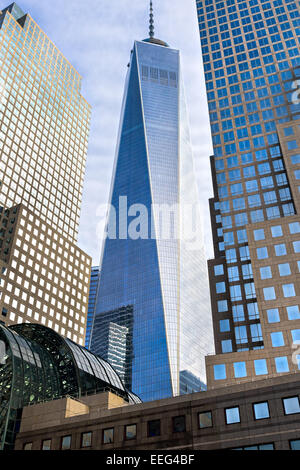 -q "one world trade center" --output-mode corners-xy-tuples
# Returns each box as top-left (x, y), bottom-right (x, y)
(90, 2), (214, 402)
